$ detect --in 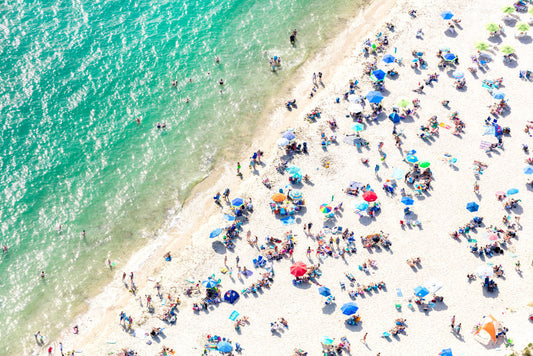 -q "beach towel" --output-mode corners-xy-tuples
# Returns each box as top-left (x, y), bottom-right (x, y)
(439, 122), (451, 129)
(396, 288), (403, 297)
(229, 310), (239, 321)
(480, 141), (491, 150)
(483, 126), (496, 136)
(223, 214), (235, 221)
